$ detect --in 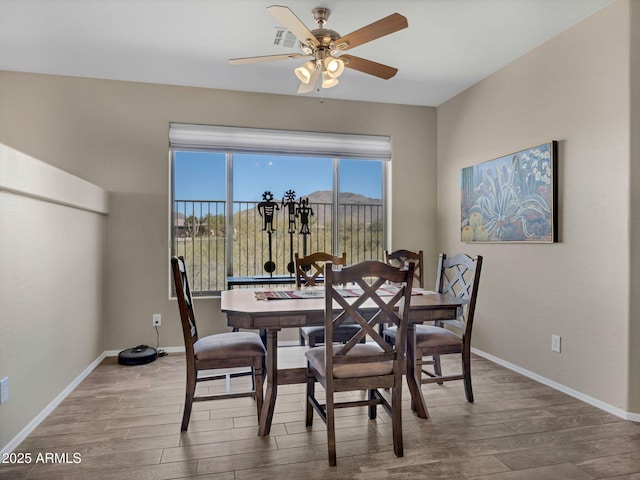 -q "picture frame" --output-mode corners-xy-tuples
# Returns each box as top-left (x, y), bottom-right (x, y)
(461, 141), (557, 243)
